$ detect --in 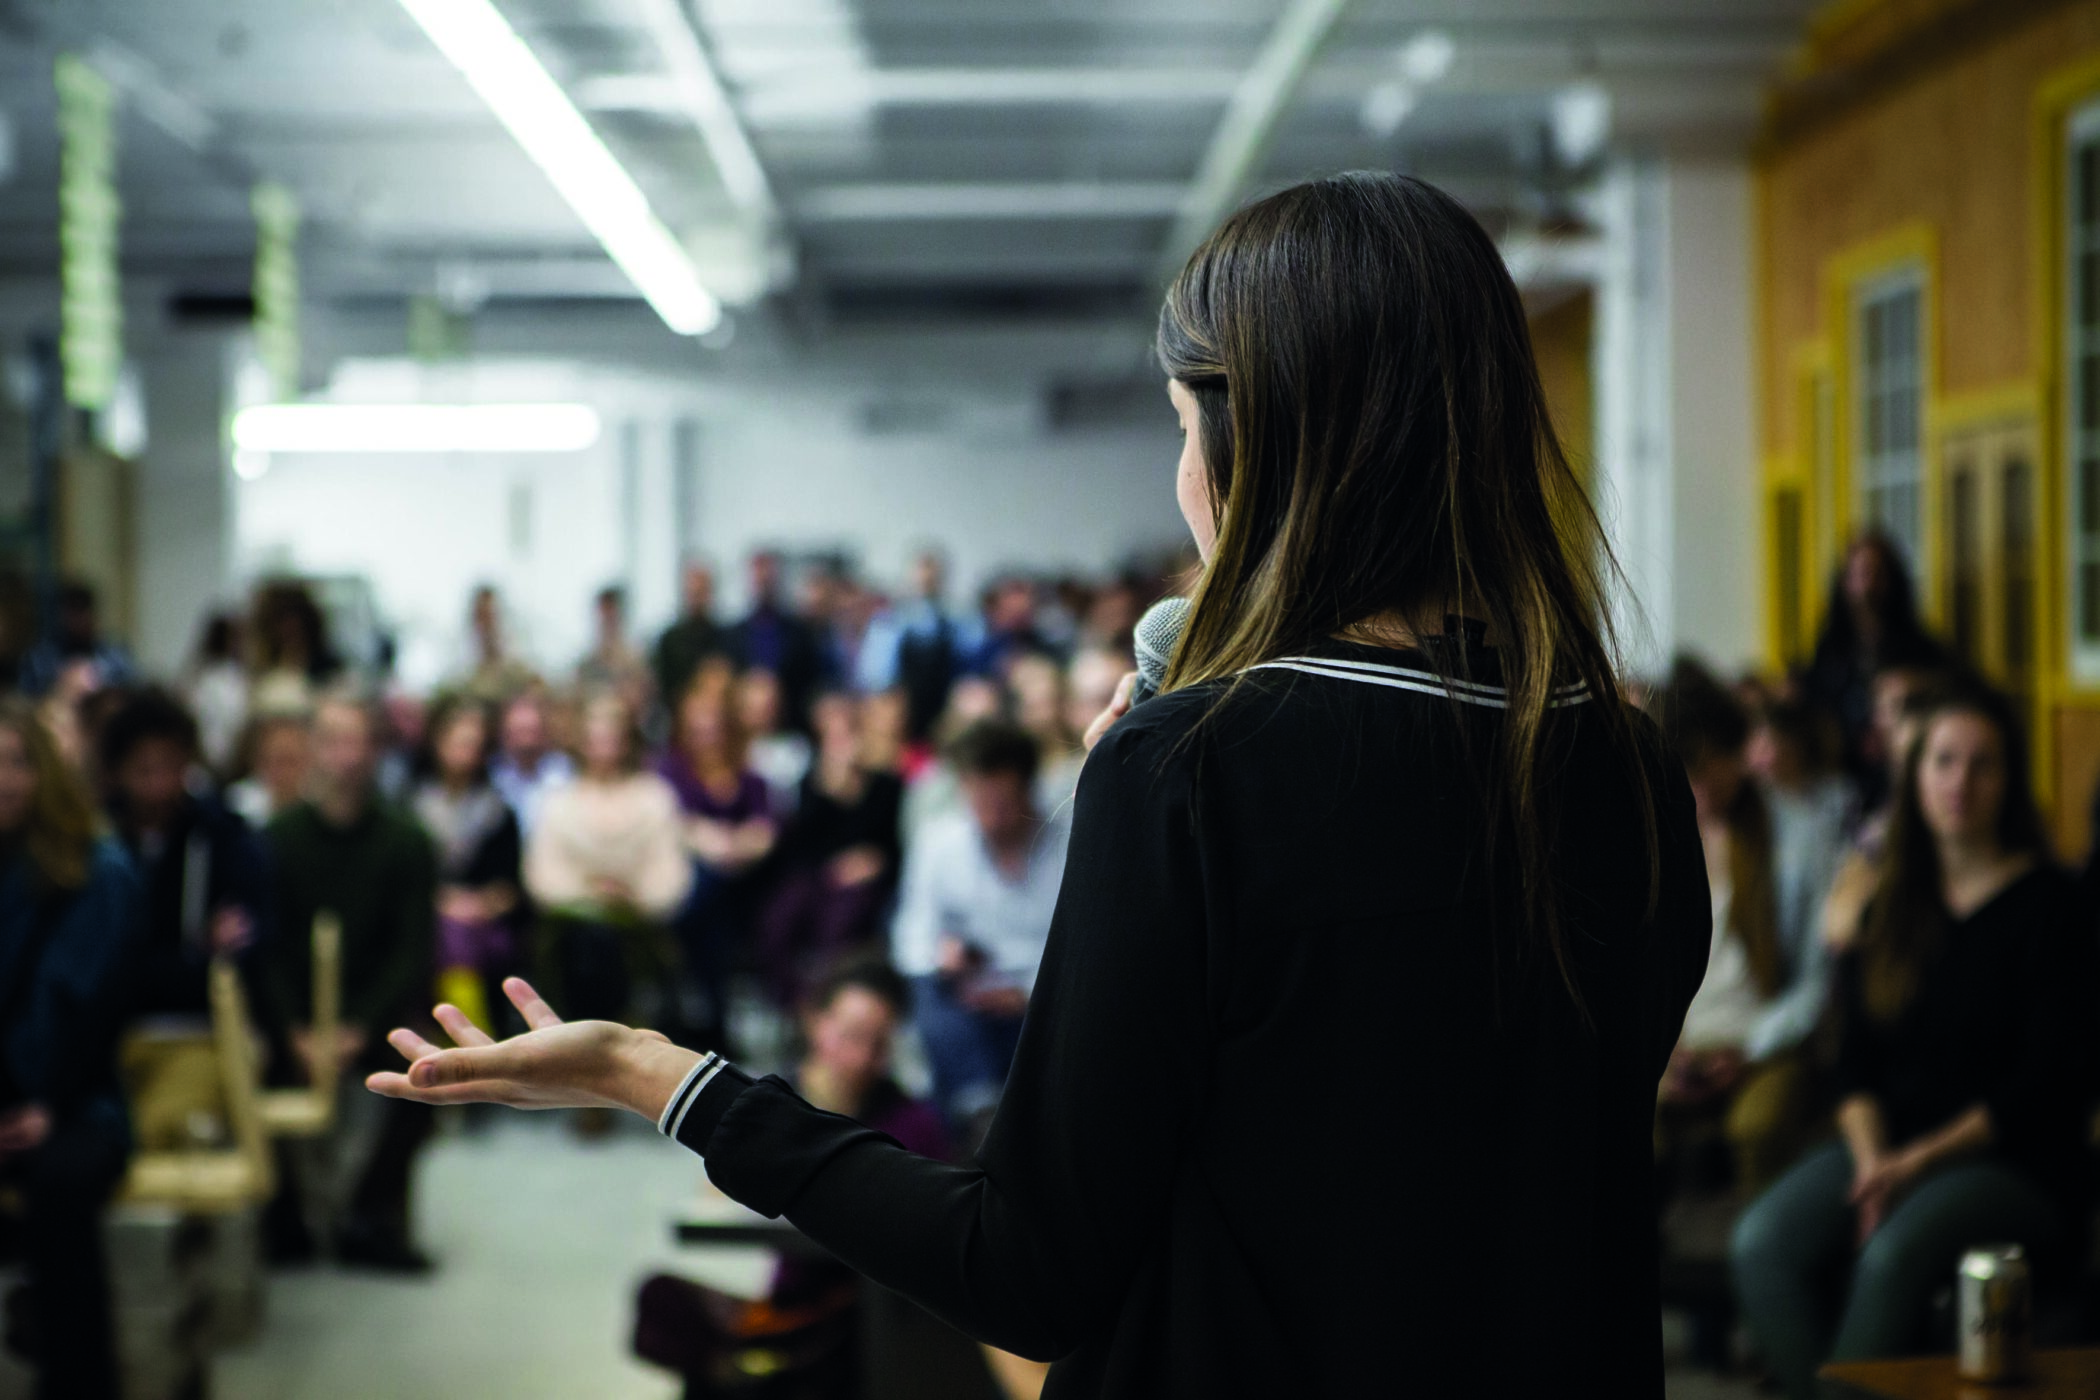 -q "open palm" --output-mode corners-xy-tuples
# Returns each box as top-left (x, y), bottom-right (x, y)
(365, 977), (679, 1113)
